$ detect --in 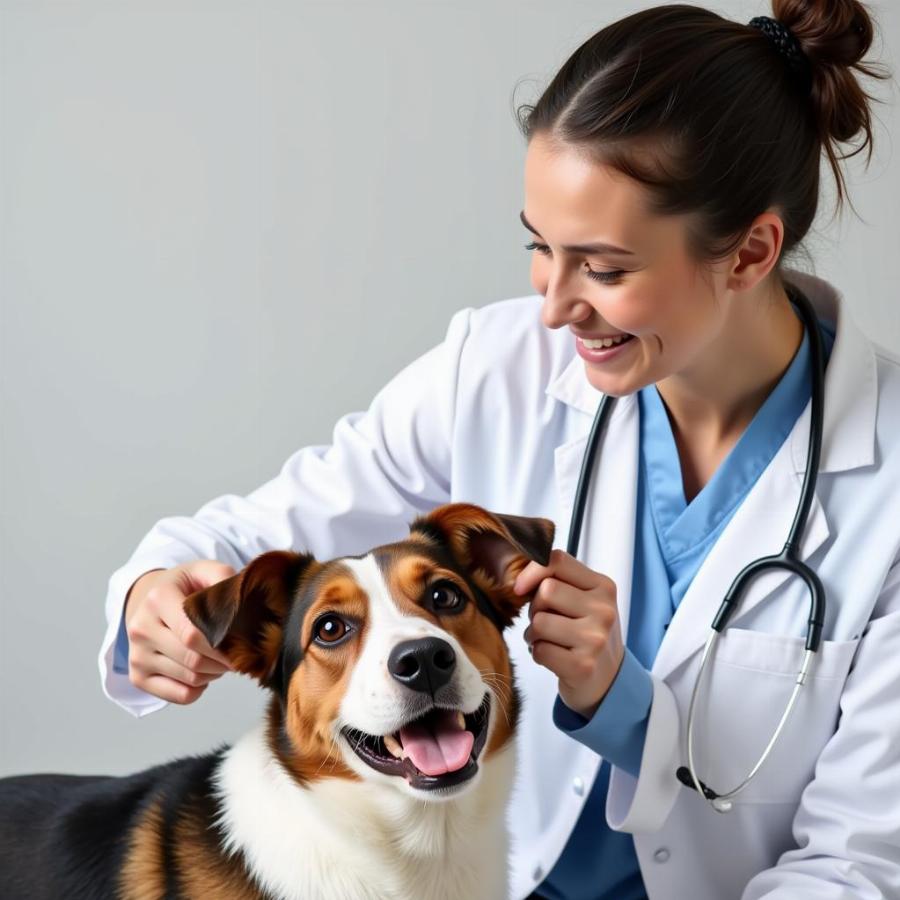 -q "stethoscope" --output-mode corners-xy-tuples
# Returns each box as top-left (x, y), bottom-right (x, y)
(565, 285), (826, 814)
